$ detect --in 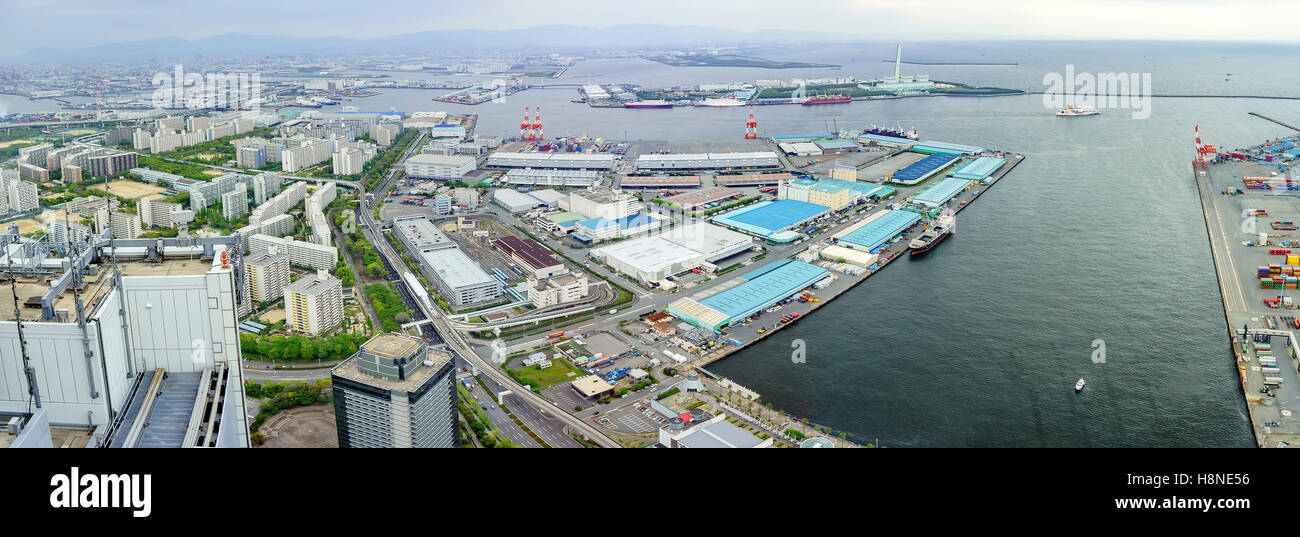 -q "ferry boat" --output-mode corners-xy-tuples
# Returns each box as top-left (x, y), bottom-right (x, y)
(1056, 105), (1099, 117)
(624, 100), (673, 109)
(1075, 378), (1086, 392)
(698, 97), (746, 107)
(802, 94), (852, 105)
(908, 212), (954, 255)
